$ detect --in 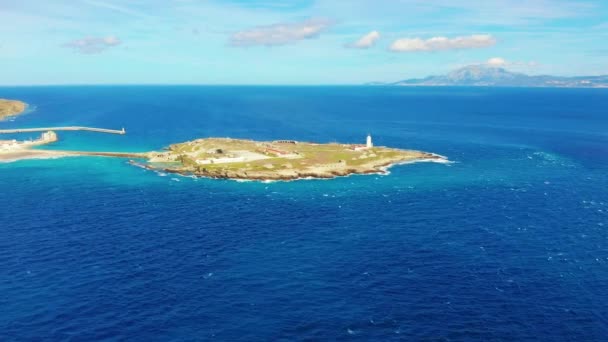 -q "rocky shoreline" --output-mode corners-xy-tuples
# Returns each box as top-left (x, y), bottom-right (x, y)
(131, 153), (447, 182)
